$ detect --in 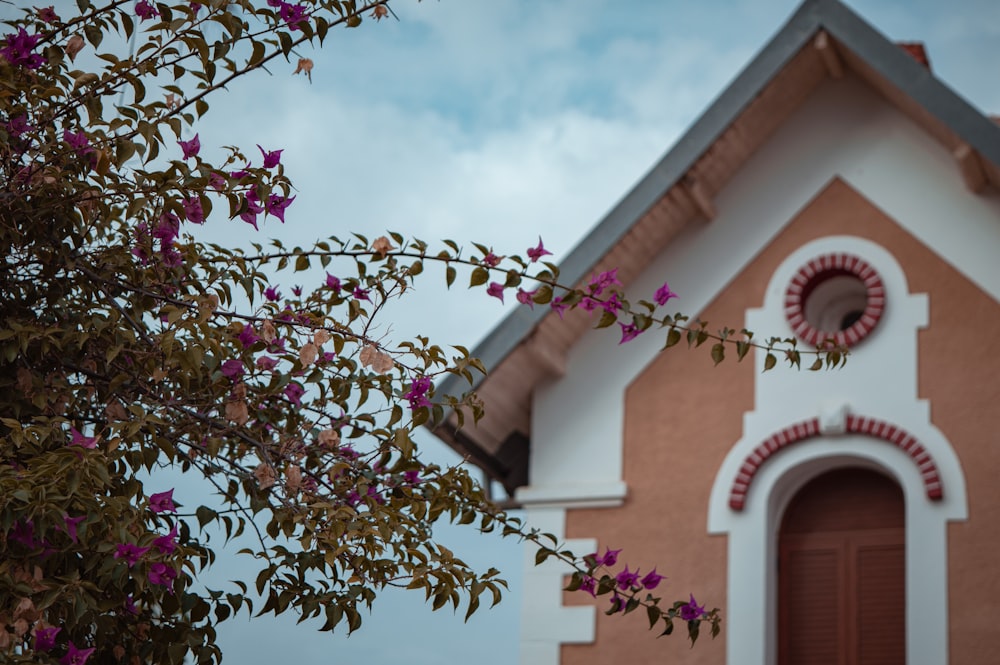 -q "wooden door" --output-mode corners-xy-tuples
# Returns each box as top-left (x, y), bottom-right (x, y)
(778, 468), (905, 665)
